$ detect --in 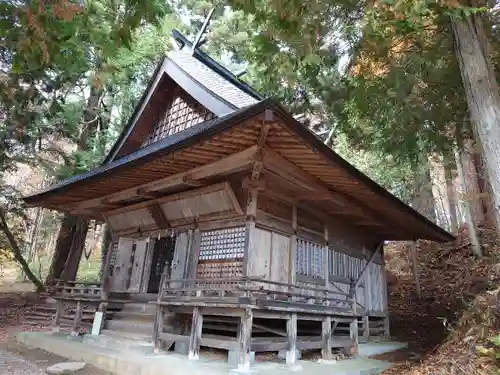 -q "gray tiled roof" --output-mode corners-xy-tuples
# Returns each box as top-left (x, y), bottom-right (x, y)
(168, 50), (258, 109)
